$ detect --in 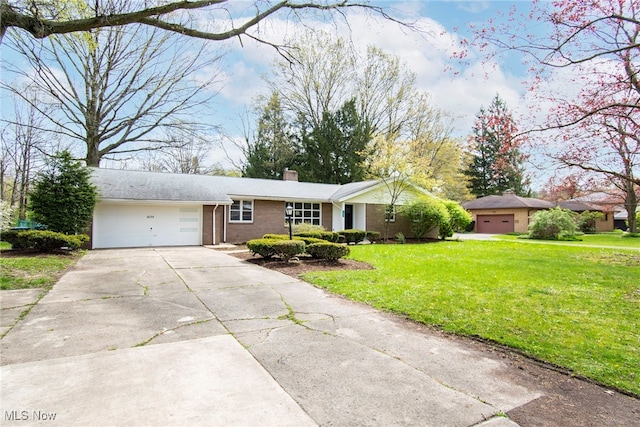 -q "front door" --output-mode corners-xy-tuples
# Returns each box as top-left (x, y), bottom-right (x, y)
(345, 204), (354, 229)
